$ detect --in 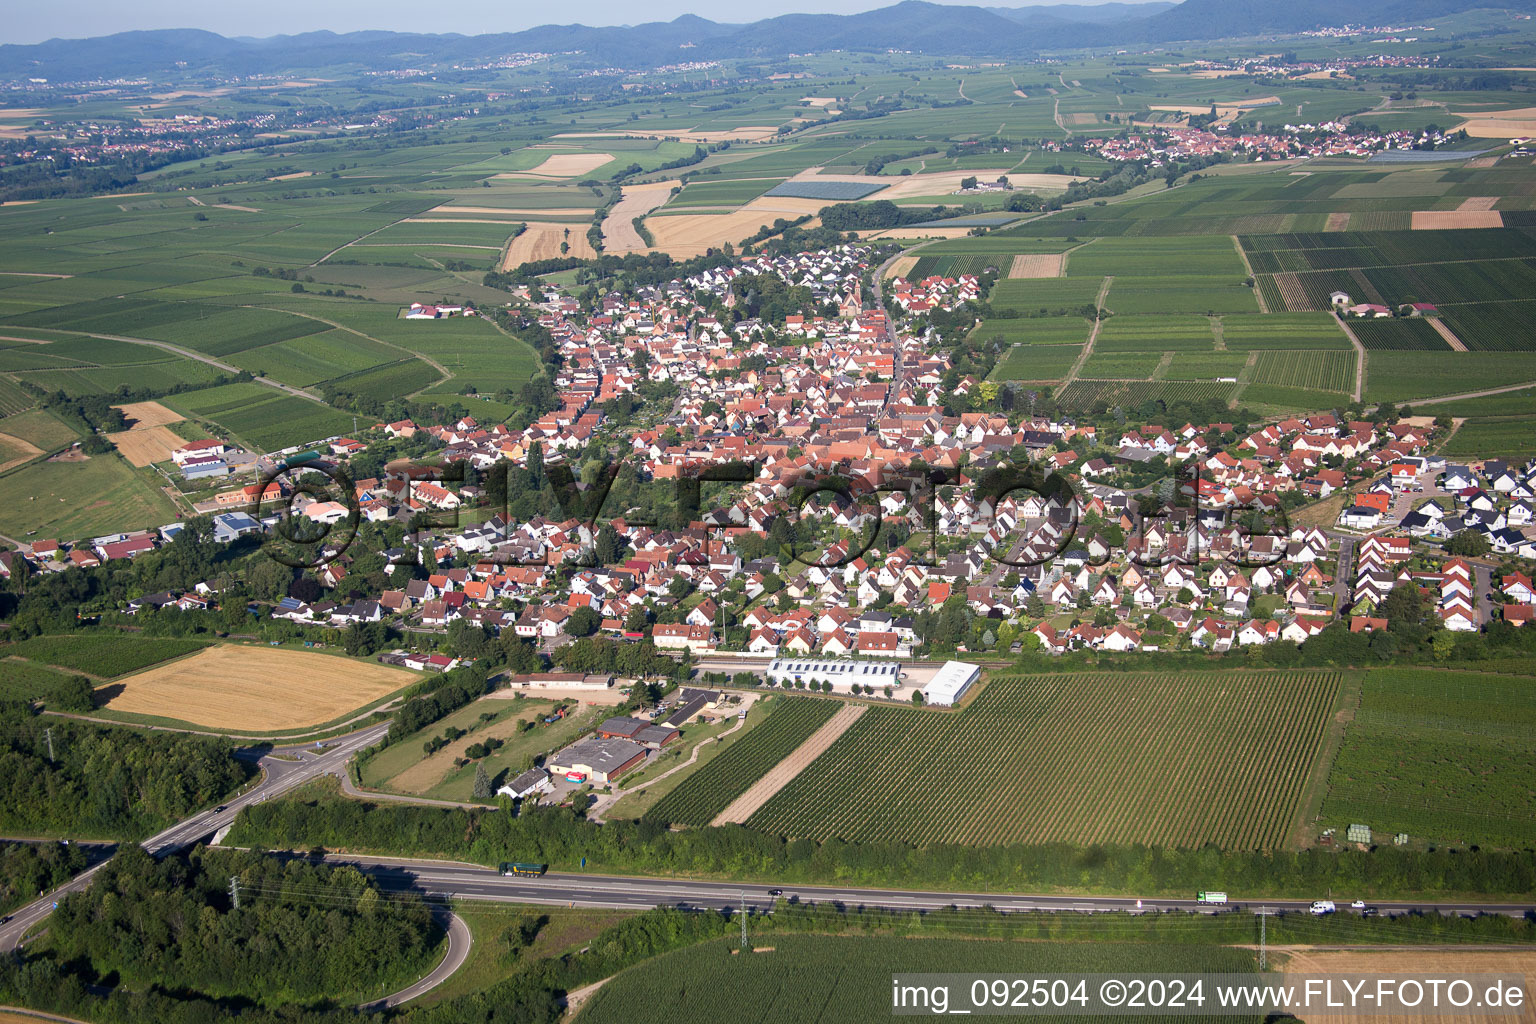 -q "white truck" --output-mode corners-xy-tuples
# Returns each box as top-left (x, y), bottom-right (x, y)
(1197, 891), (1228, 905)
(1310, 900), (1337, 916)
